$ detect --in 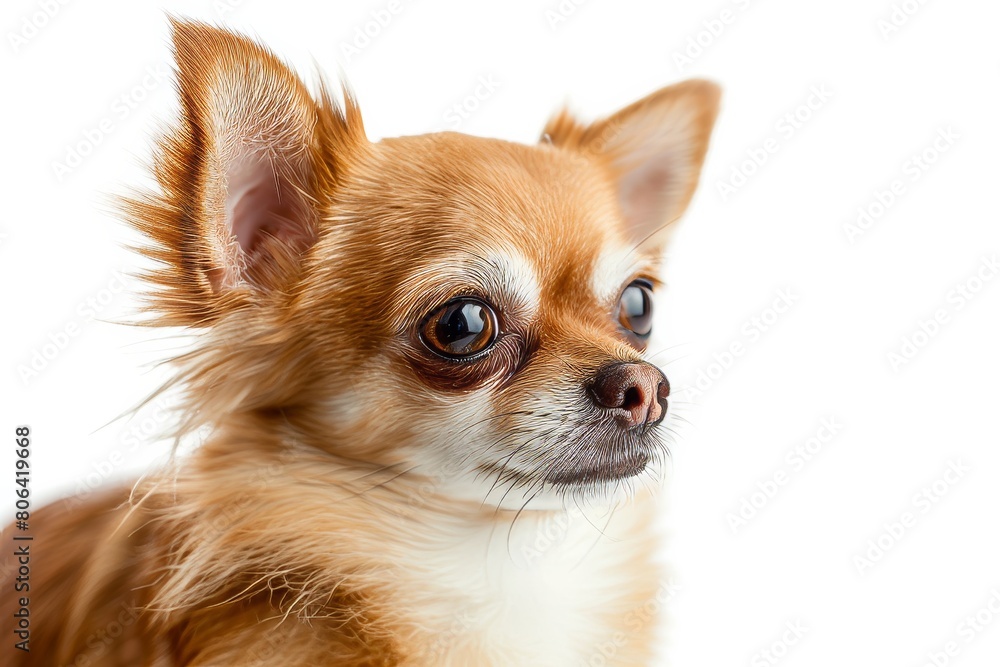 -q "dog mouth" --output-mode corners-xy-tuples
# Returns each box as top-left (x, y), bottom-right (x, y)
(543, 447), (650, 486)
(476, 418), (665, 494)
